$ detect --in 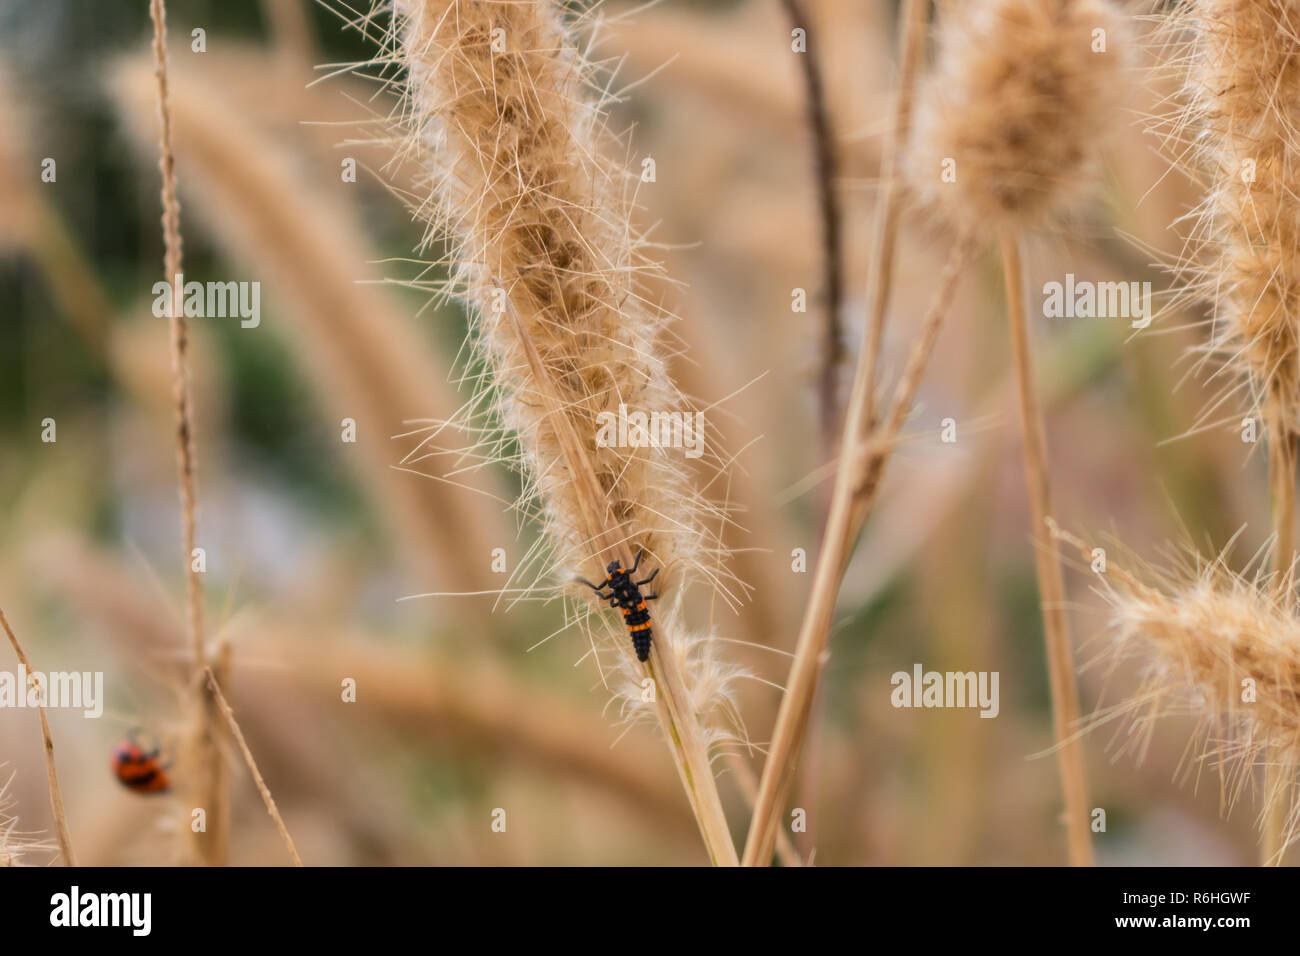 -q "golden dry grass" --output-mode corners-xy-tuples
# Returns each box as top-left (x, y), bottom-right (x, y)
(4, 0), (1300, 870)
